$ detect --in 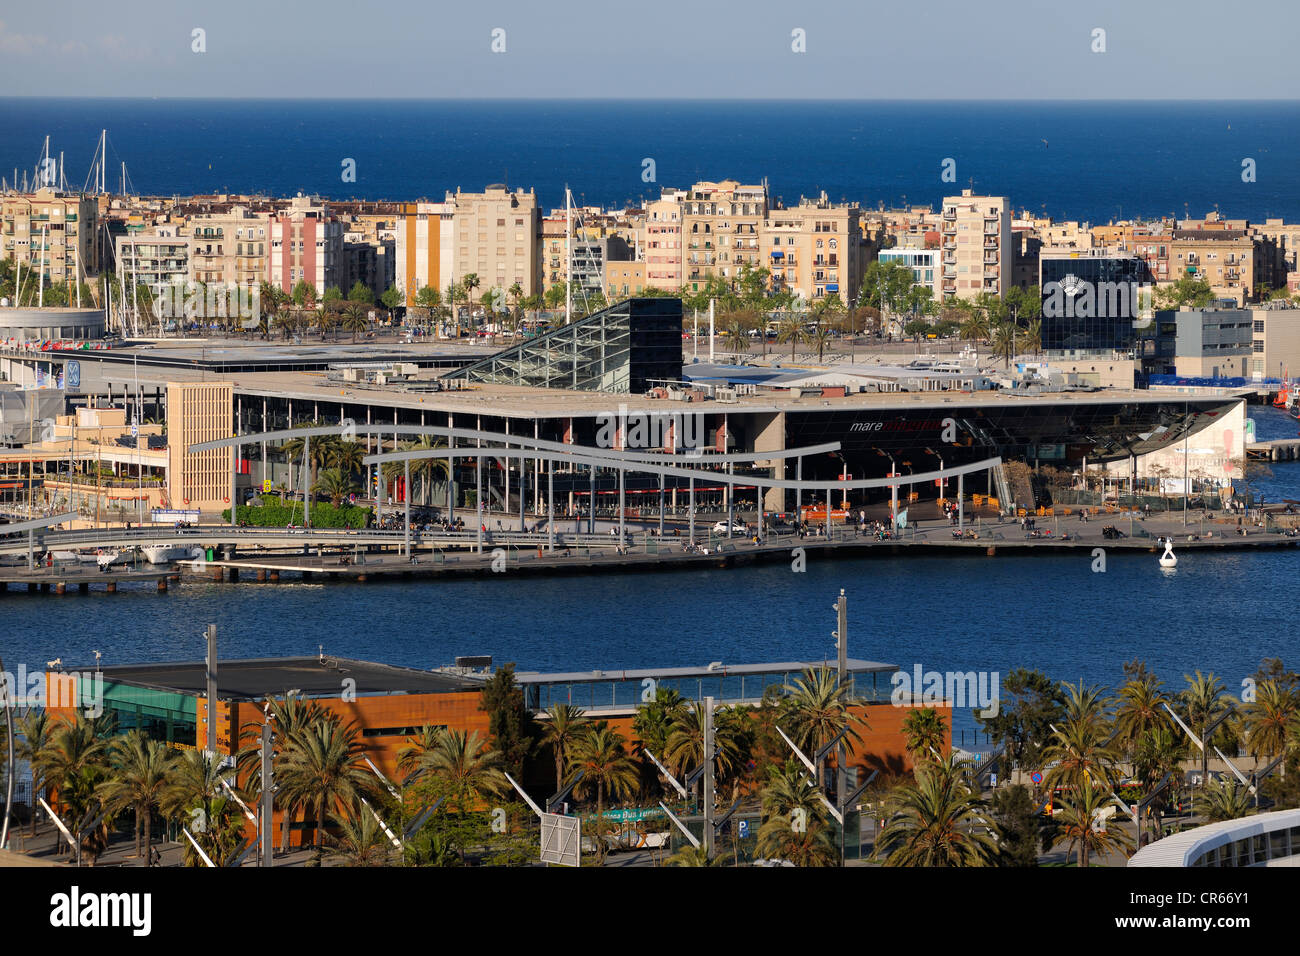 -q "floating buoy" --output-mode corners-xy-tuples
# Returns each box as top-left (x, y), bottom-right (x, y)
(1159, 537), (1177, 569)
